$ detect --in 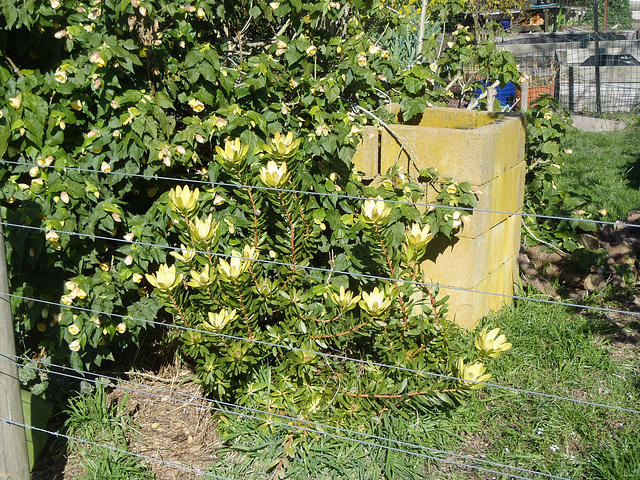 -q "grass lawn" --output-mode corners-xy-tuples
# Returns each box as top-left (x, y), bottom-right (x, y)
(558, 117), (640, 222)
